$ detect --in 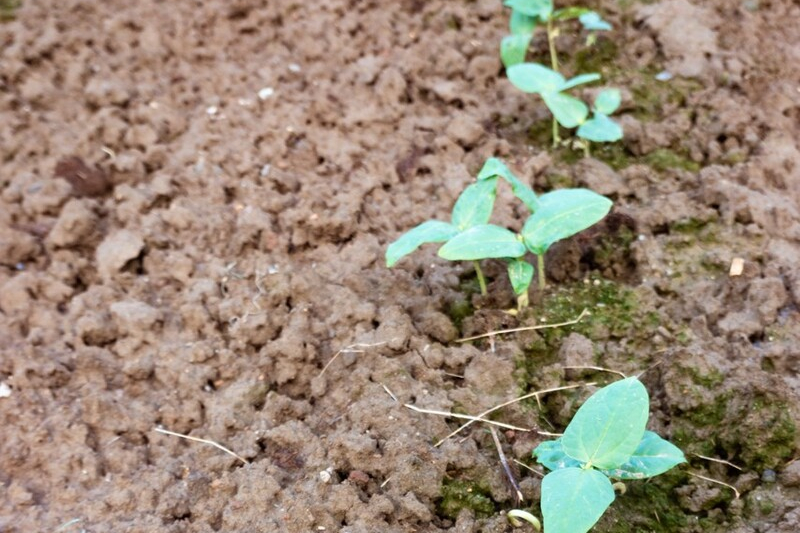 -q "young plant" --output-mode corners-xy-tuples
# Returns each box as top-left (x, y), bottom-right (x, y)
(533, 377), (686, 533)
(385, 159), (529, 297)
(386, 157), (613, 308)
(500, 0), (622, 152)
